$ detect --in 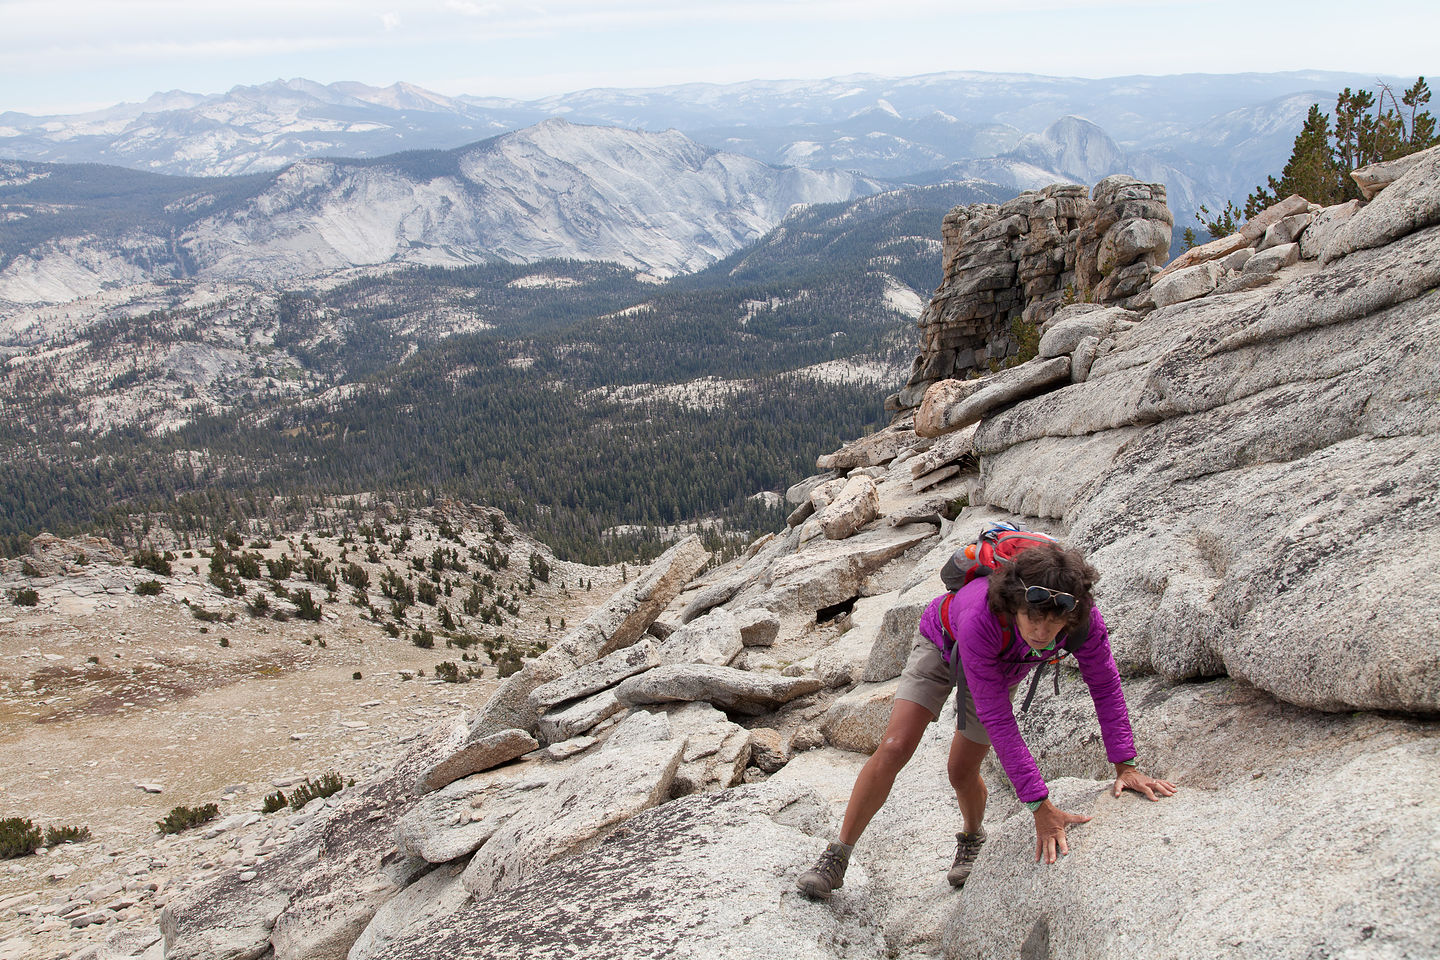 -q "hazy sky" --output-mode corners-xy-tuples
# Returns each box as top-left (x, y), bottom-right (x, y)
(3, 0), (1436, 115)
